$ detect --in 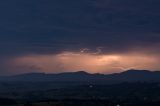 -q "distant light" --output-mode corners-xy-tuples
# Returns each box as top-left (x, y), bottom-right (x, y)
(89, 85), (93, 88)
